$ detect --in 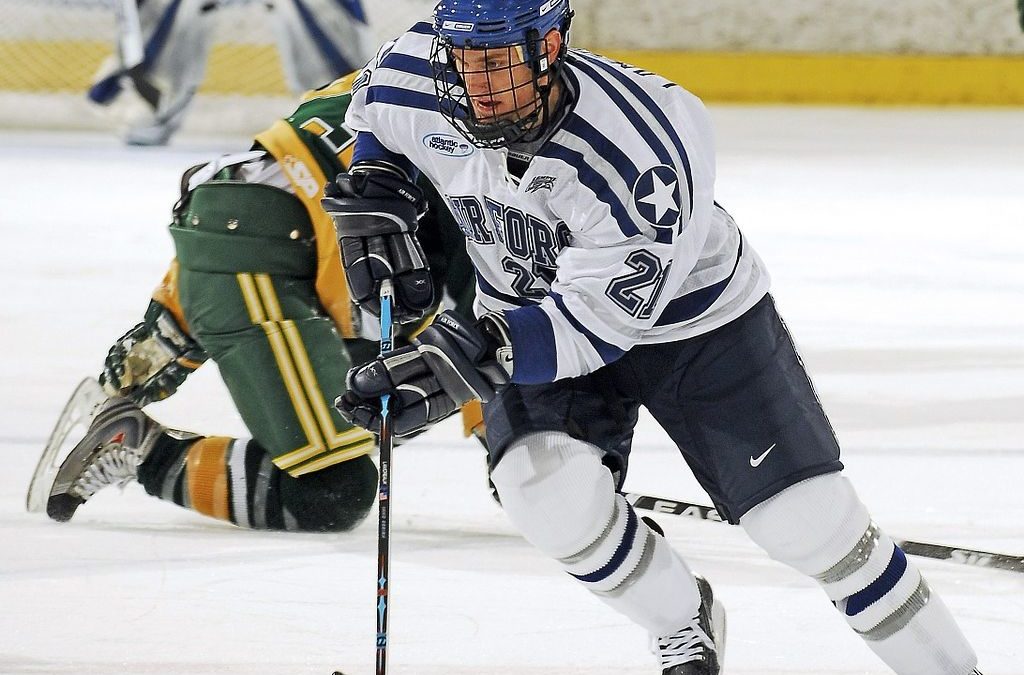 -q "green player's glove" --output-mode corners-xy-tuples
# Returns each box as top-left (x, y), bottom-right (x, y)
(99, 300), (208, 406)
